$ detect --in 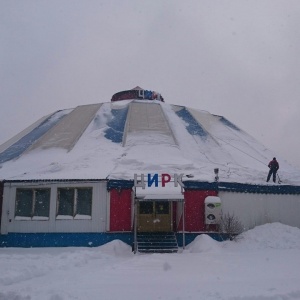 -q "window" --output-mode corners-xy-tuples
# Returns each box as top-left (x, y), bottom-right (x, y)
(155, 201), (169, 214)
(15, 188), (50, 220)
(139, 202), (153, 214)
(56, 187), (92, 220)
